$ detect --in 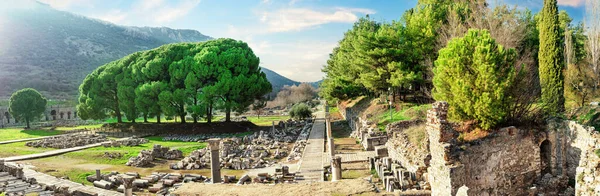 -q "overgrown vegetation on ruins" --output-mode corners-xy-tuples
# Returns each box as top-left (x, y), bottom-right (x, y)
(77, 38), (272, 124)
(321, 0), (600, 130)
